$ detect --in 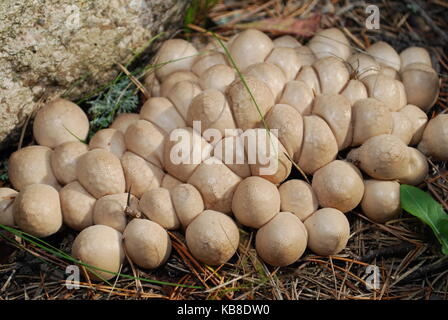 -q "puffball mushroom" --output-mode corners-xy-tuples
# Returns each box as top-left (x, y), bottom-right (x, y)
(418, 114), (448, 161)
(256, 212), (307, 267)
(171, 183), (204, 229)
(9, 145), (60, 191)
(279, 180), (318, 221)
(93, 193), (140, 233)
(366, 41), (401, 71)
(123, 219), (172, 269)
(72, 225), (125, 281)
(308, 28), (351, 60)
(14, 184), (62, 237)
(361, 180), (401, 223)
(0, 188), (18, 226)
(76, 149), (125, 199)
(192, 51), (227, 77)
(398, 148), (428, 185)
(213, 135), (251, 178)
(313, 56), (350, 94)
(199, 64), (235, 92)
(51, 141), (89, 185)
(110, 113), (140, 134)
(243, 62), (286, 101)
(167, 80), (202, 120)
(161, 174), (183, 190)
(347, 53), (380, 79)
(186, 210), (240, 266)
(294, 46), (317, 67)
(89, 128), (126, 158)
(232, 176), (280, 228)
(361, 74), (403, 112)
(139, 187), (180, 230)
(295, 65), (321, 95)
(400, 47), (432, 71)
(312, 160), (365, 213)
(59, 181), (95, 231)
(265, 47), (302, 81)
(304, 208), (350, 256)
(340, 79), (368, 105)
(400, 104), (428, 146)
(160, 71), (199, 97)
(154, 39), (198, 80)
(33, 98), (89, 149)
(140, 97), (186, 134)
(391, 112), (413, 145)
(279, 80), (315, 115)
(273, 35), (301, 48)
